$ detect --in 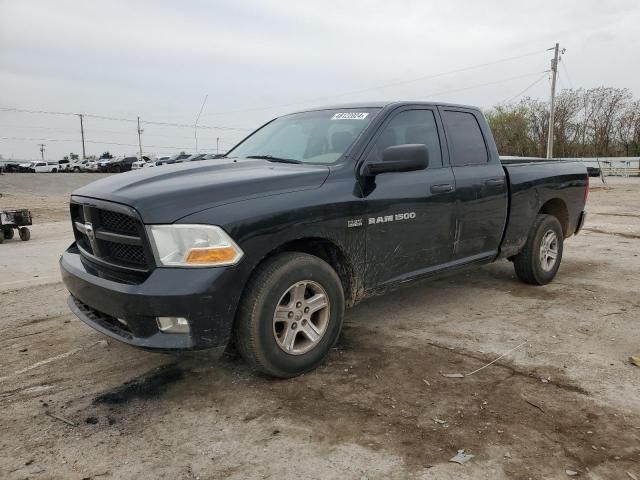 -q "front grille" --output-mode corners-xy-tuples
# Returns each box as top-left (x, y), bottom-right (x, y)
(104, 240), (147, 266)
(100, 210), (138, 235)
(70, 202), (152, 272)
